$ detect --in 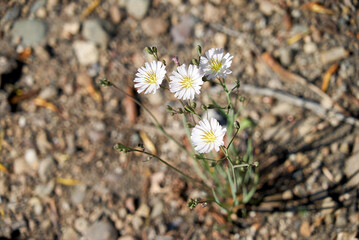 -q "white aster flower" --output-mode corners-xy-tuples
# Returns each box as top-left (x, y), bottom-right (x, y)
(169, 64), (204, 100)
(191, 118), (227, 153)
(199, 48), (233, 80)
(134, 61), (166, 94)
